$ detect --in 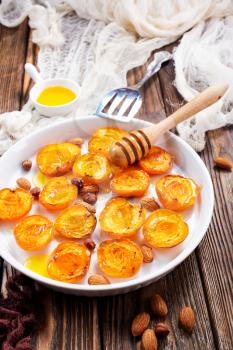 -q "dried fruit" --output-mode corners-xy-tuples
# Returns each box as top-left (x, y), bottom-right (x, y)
(141, 197), (160, 211)
(84, 239), (96, 251)
(110, 169), (150, 197)
(22, 159), (32, 171)
(150, 293), (168, 317)
(30, 187), (41, 200)
(131, 312), (150, 336)
(139, 146), (174, 175)
(75, 199), (96, 213)
(71, 178), (84, 189)
(214, 156), (233, 171)
(99, 197), (145, 238)
(179, 307), (195, 333)
(88, 274), (110, 285)
(16, 177), (31, 191)
(67, 137), (84, 146)
(80, 184), (99, 194)
(81, 192), (97, 205)
(141, 329), (157, 350)
(97, 238), (143, 278)
(141, 245), (153, 263)
(143, 209), (188, 248)
(154, 322), (170, 337)
(0, 188), (32, 221)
